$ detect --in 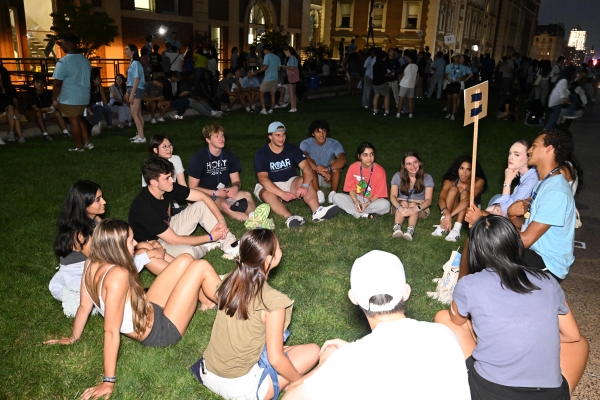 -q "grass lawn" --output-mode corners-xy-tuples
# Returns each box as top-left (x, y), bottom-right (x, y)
(0, 93), (540, 398)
